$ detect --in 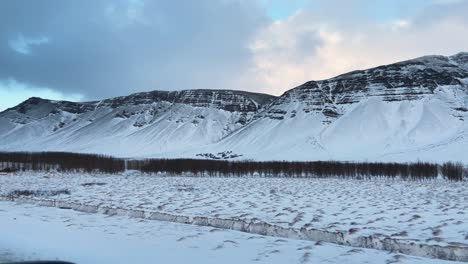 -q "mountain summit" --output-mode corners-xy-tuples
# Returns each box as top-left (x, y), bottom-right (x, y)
(1, 53), (467, 162)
